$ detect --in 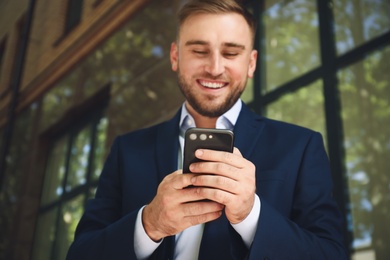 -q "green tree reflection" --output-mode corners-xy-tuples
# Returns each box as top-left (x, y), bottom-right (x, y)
(264, 0), (320, 91)
(339, 46), (390, 259)
(334, 0), (390, 55)
(41, 0), (185, 146)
